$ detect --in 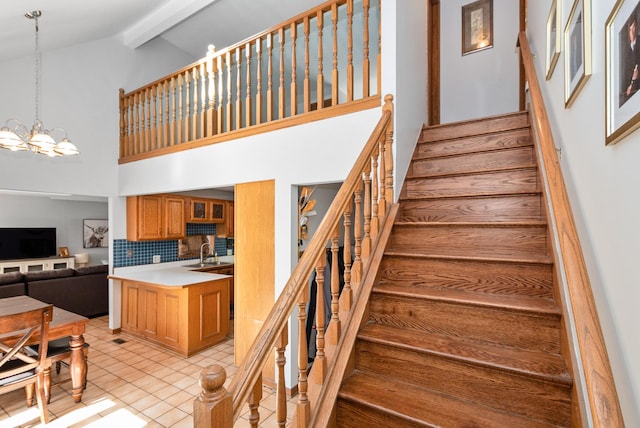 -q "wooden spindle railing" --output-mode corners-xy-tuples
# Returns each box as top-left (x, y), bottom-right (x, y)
(119, 0), (381, 164)
(517, 32), (624, 427)
(194, 94), (394, 428)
